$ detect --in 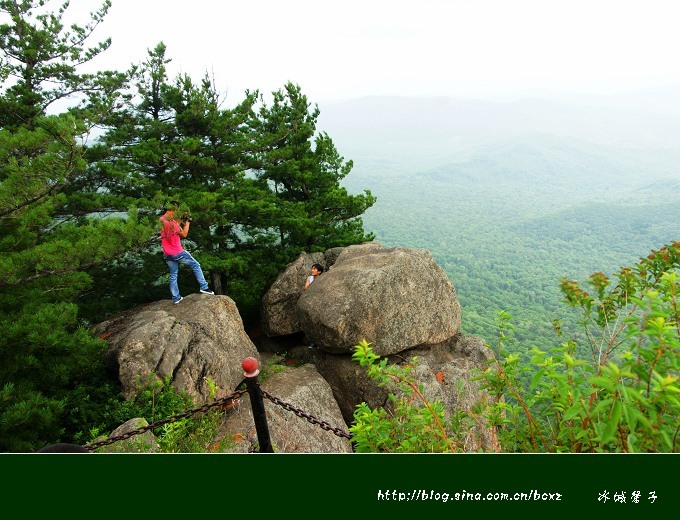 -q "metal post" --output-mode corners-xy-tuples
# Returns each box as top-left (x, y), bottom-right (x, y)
(241, 357), (274, 453)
